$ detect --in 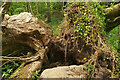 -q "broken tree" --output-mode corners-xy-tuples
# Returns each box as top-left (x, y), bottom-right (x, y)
(1, 2), (120, 78)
